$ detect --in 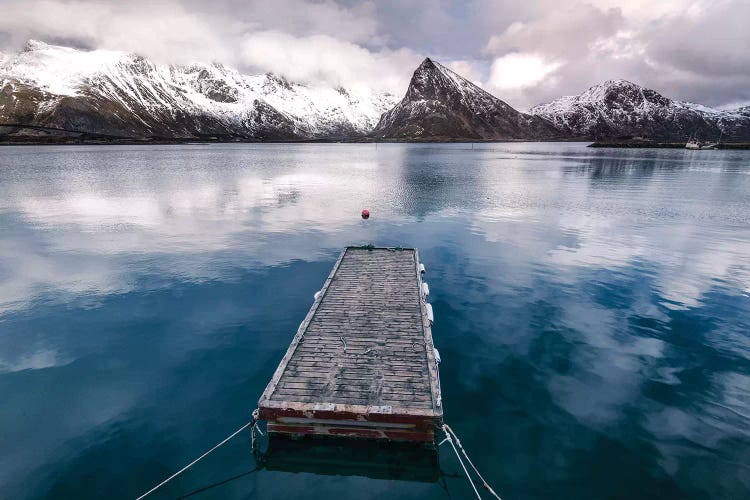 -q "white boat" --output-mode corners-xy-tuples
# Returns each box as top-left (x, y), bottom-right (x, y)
(686, 131), (722, 150)
(700, 132), (723, 150)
